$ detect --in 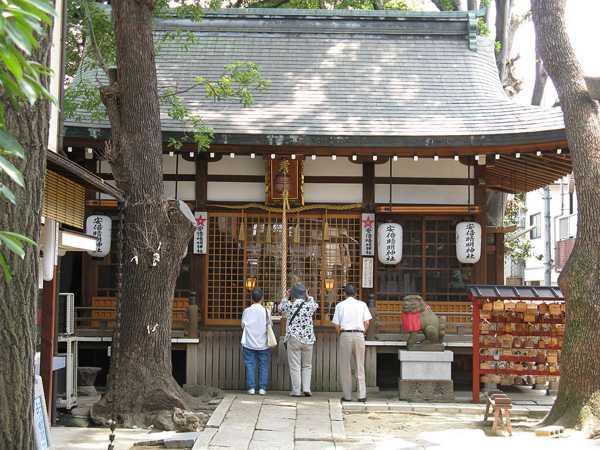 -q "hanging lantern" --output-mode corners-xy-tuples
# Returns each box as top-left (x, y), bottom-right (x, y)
(86, 215), (112, 257)
(42, 218), (58, 281)
(456, 221), (482, 263)
(377, 222), (402, 265)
